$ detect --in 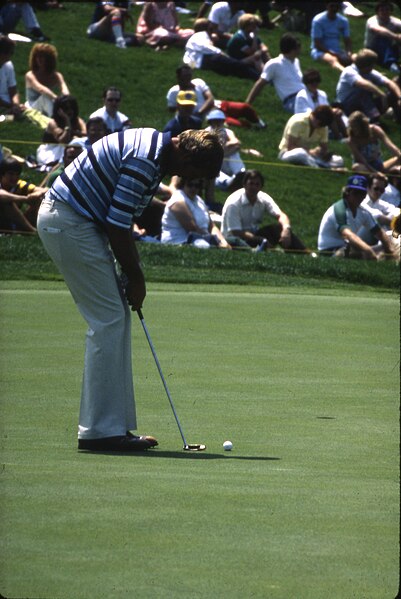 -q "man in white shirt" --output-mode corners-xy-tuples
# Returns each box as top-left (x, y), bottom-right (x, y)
(0, 34), (23, 117)
(208, 1), (245, 48)
(318, 174), (395, 258)
(364, 0), (401, 72)
(221, 169), (307, 251)
(359, 174), (400, 244)
(89, 86), (132, 134)
(246, 33), (304, 113)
